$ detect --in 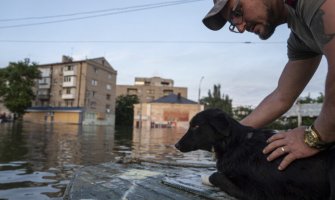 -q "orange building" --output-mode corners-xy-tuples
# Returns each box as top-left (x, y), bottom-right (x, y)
(133, 93), (203, 129)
